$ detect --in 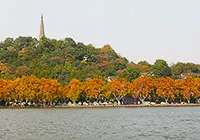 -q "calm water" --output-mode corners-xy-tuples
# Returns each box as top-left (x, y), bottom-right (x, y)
(0, 107), (199, 140)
